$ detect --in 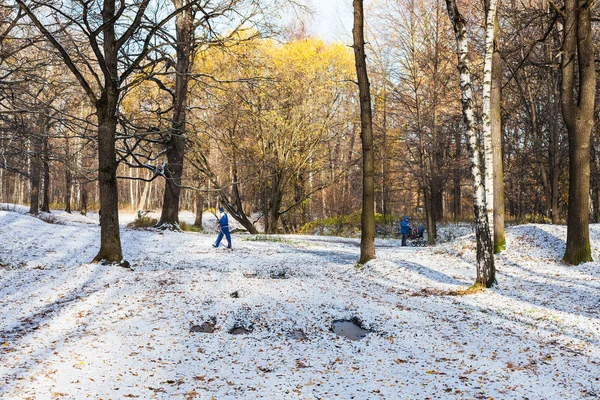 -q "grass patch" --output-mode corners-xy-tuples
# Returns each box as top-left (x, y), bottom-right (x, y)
(127, 216), (159, 229)
(179, 221), (203, 232)
(447, 283), (486, 296)
(299, 212), (400, 238)
(245, 234), (294, 244)
(411, 284), (486, 297)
